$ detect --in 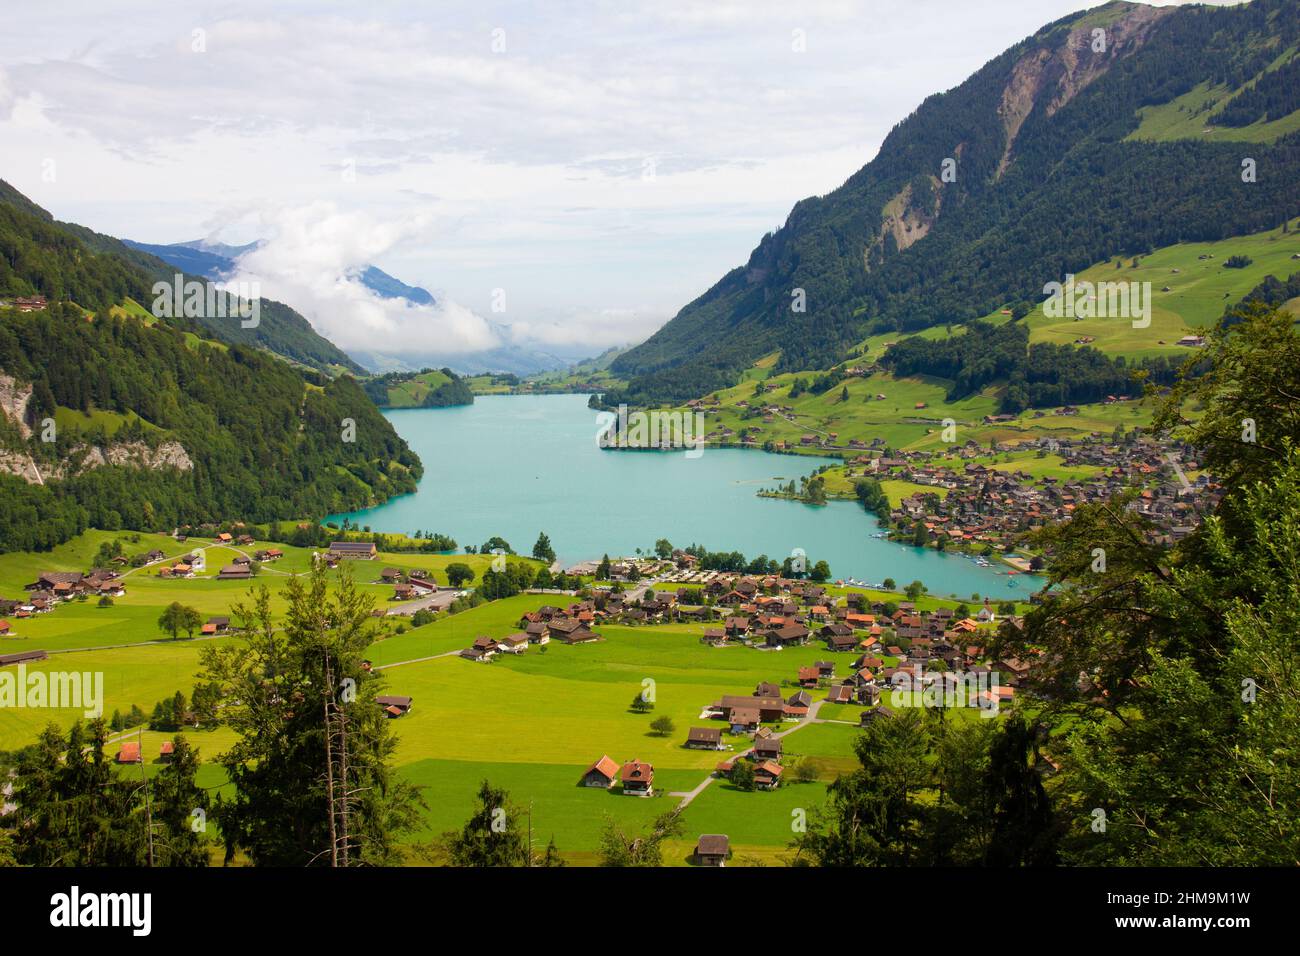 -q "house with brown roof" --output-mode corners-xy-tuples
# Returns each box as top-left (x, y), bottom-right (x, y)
(752, 736), (782, 761)
(374, 695), (413, 717)
(685, 727), (724, 750)
(825, 684), (855, 704)
(753, 760), (783, 790)
(581, 754), (621, 788)
(620, 759), (654, 796)
(715, 694), (784, 723)
(766, 622), (810, 647)
(328, 541), (378, 560)
(498, 633), (530, 654)
(694, 834), (730, 867)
